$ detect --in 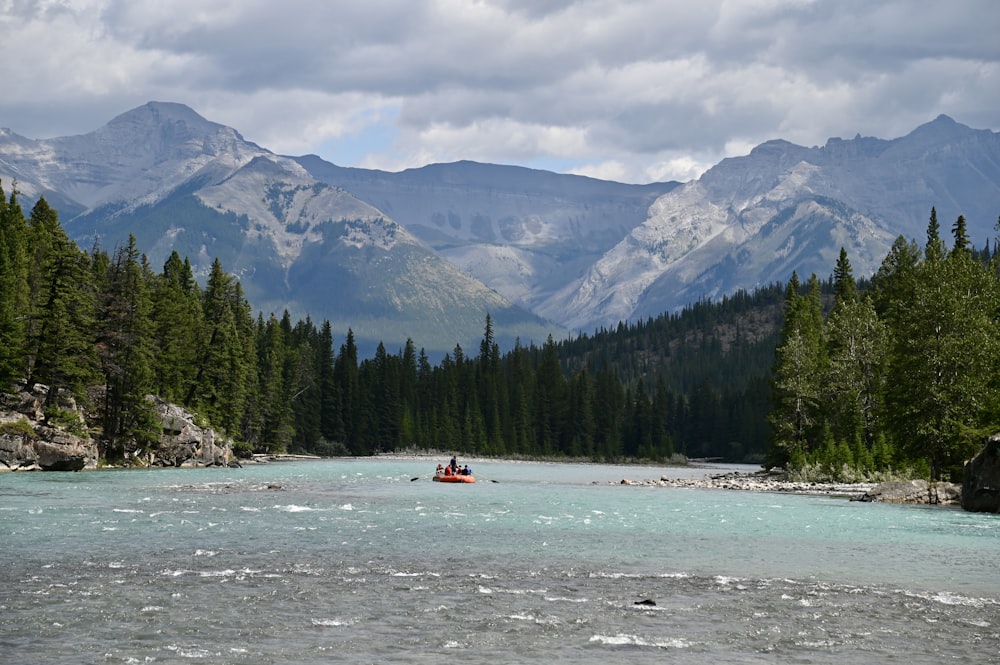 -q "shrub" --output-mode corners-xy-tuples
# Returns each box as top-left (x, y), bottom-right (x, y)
(0, 419), (37, 439)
